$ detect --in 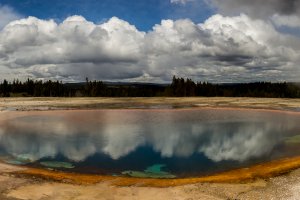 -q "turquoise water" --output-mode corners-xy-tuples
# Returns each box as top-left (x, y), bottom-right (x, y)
(1, 109), (300, 178)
